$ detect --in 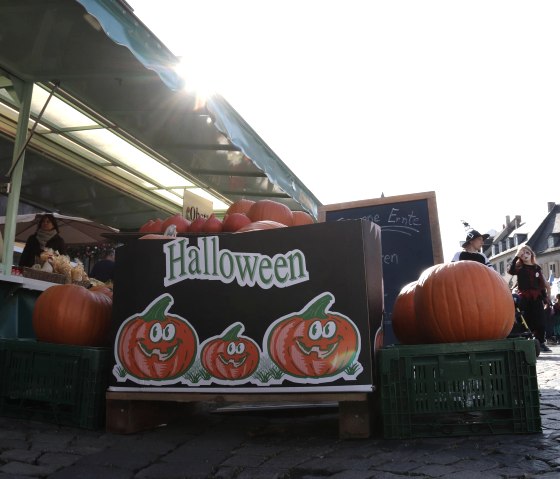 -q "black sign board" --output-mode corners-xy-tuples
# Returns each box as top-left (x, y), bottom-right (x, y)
(319, 192), (443, 344)
(109, 220), (383, 393)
